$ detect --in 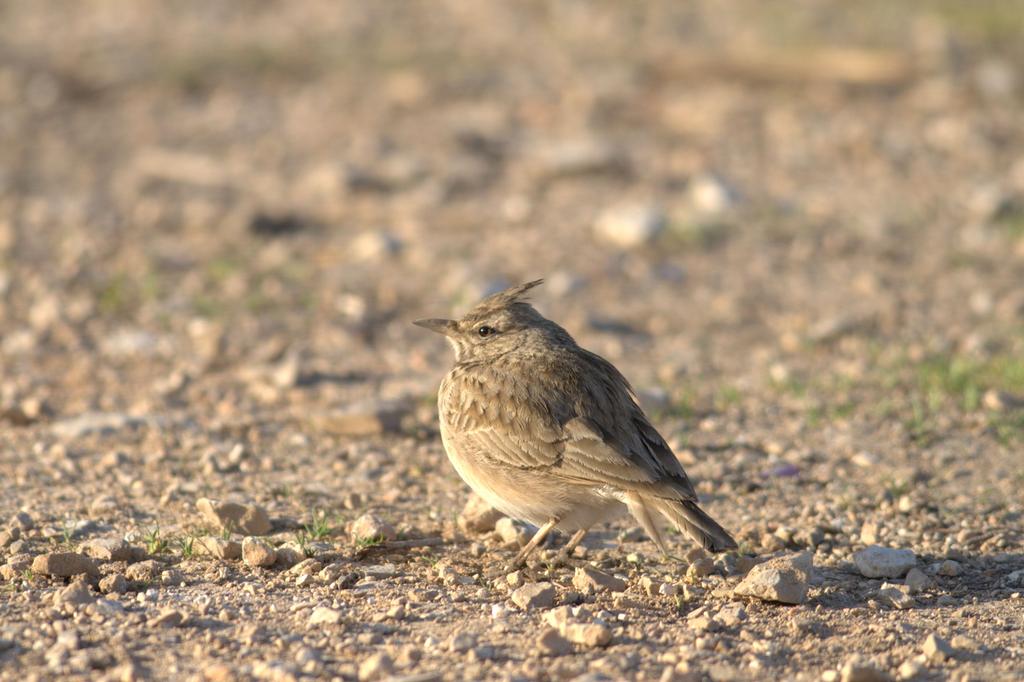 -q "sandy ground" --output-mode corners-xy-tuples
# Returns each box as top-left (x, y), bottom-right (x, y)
(1, 2), (1023, 680)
